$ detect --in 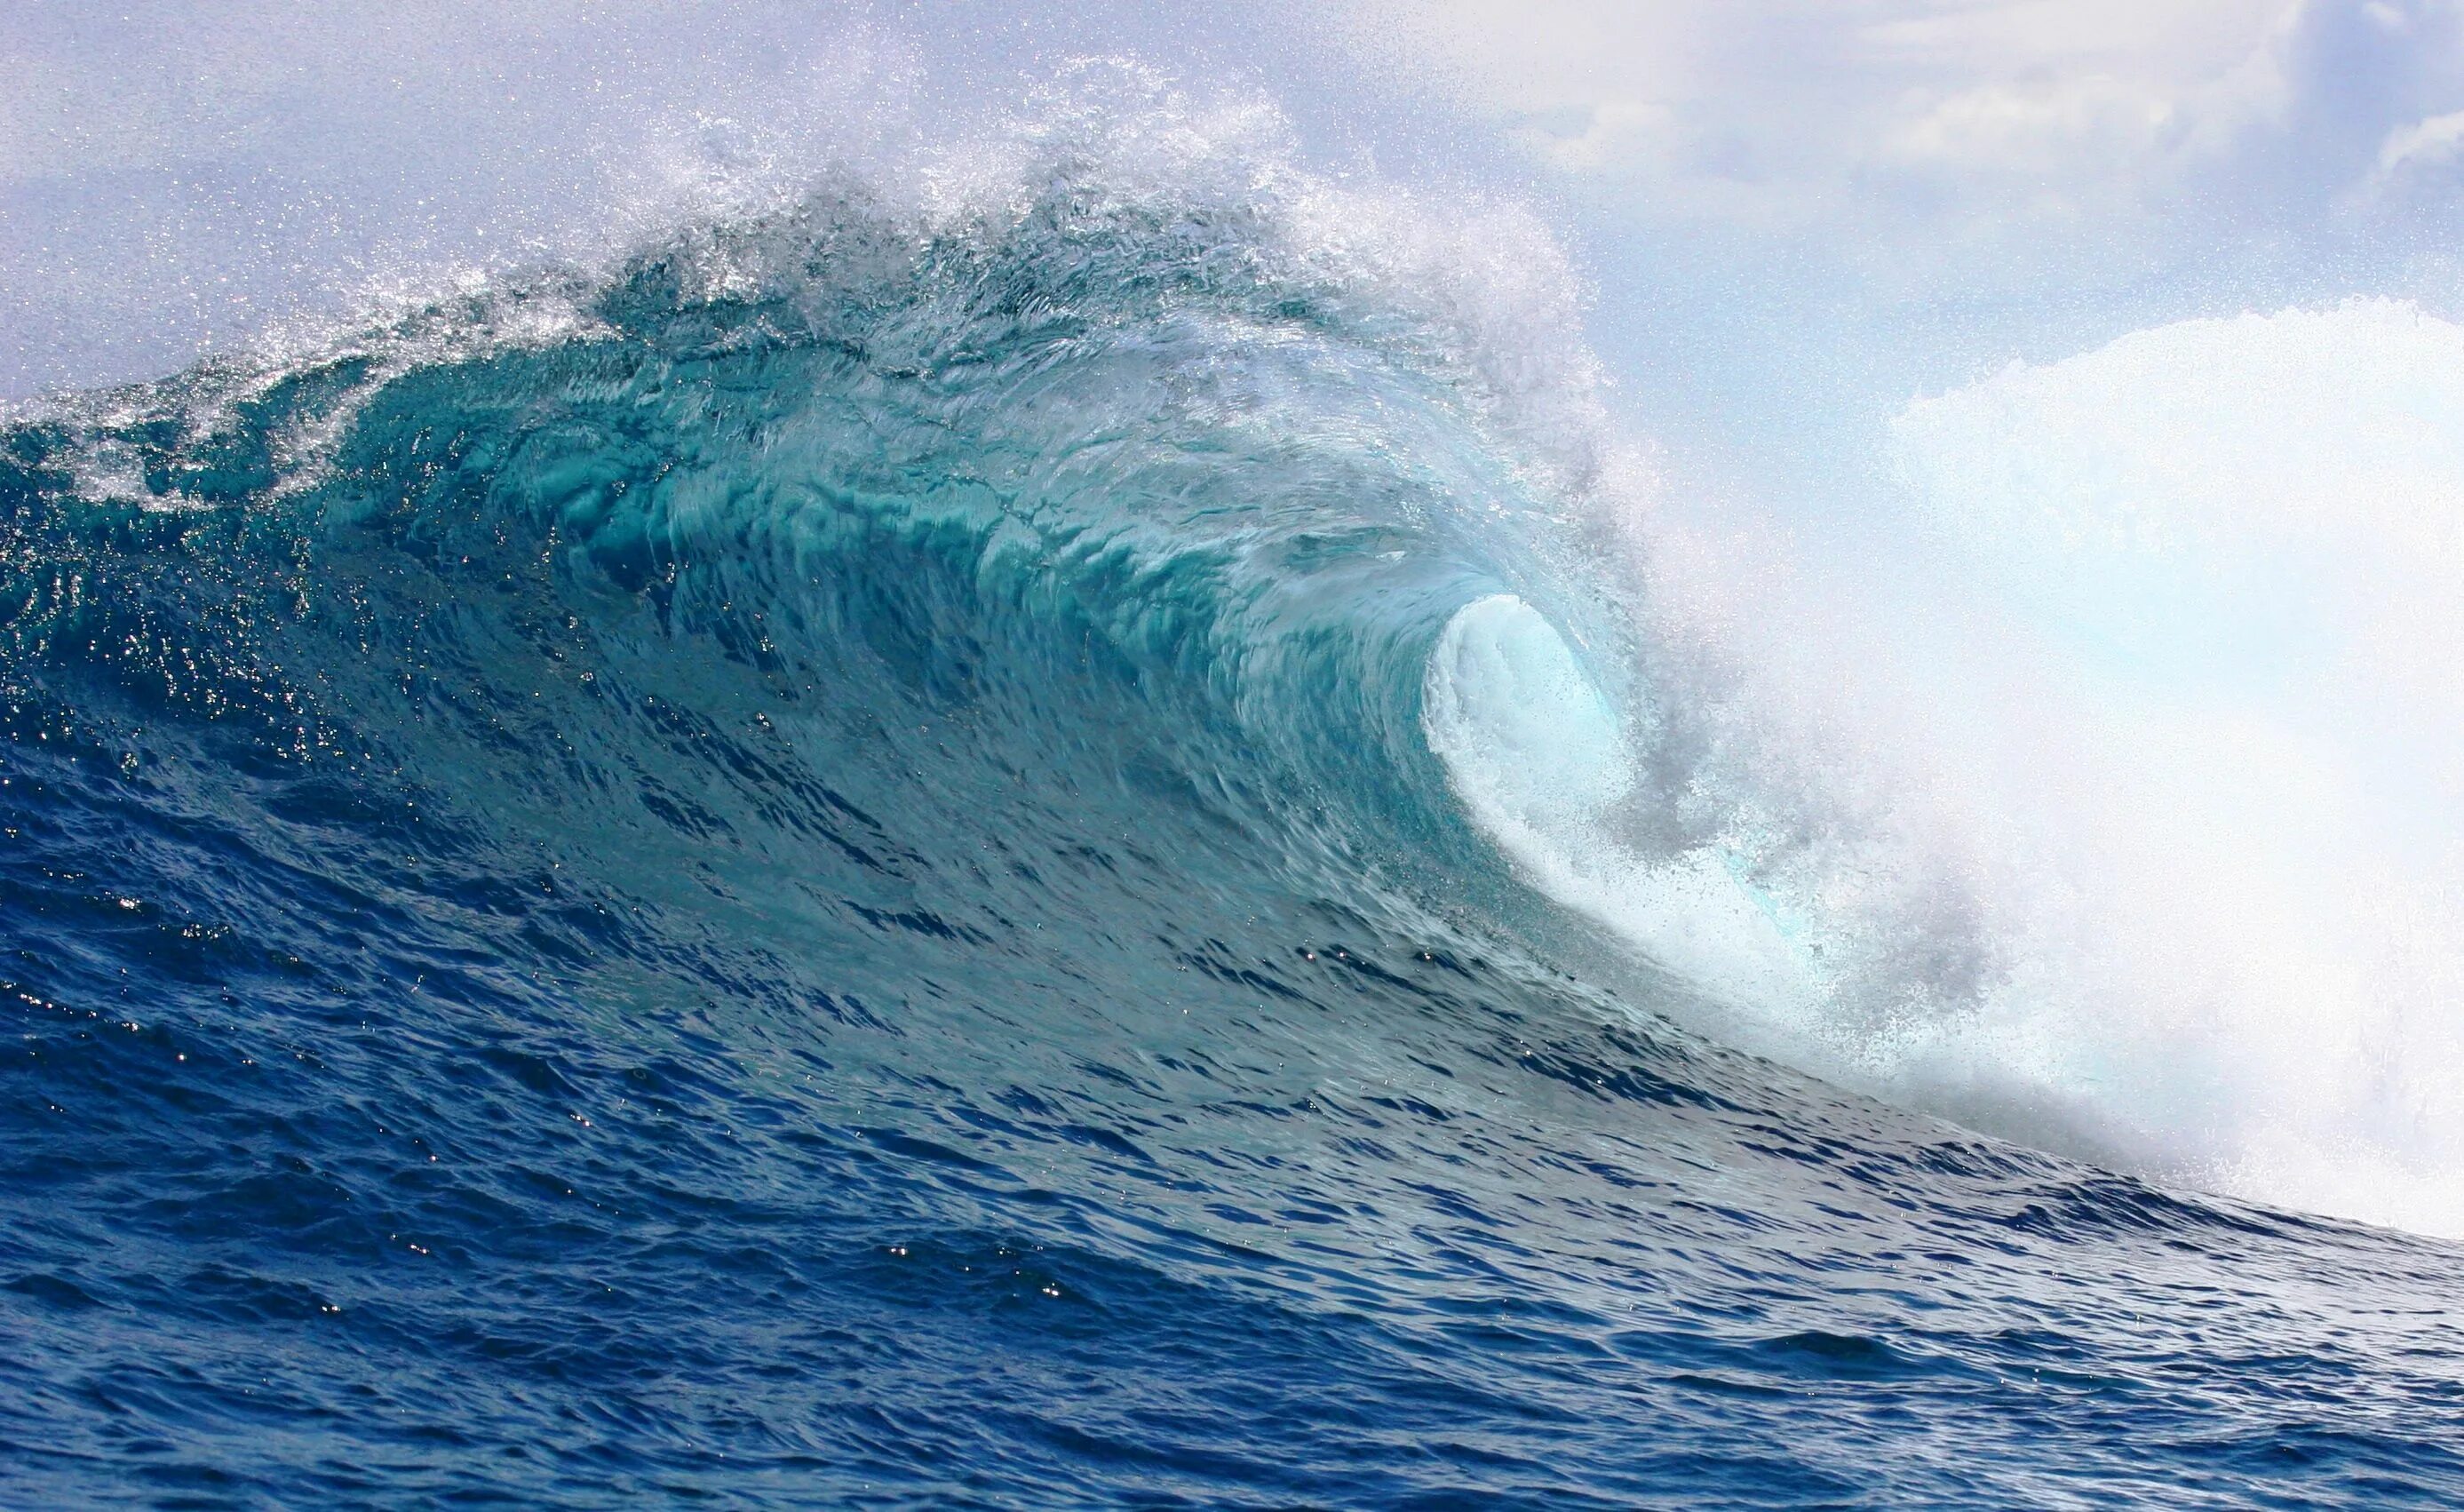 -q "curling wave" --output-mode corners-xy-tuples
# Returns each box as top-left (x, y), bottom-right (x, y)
(6, 80), (2464, 1508)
